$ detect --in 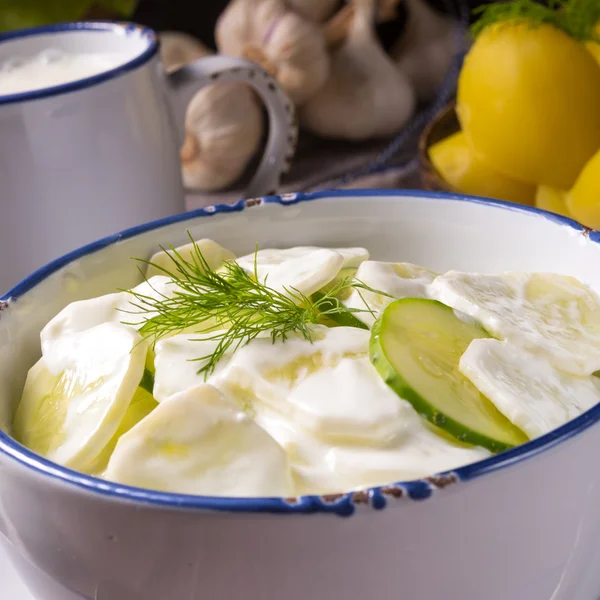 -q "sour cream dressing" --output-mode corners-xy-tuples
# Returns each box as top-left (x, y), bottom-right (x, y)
(20, 240), (600, 498)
